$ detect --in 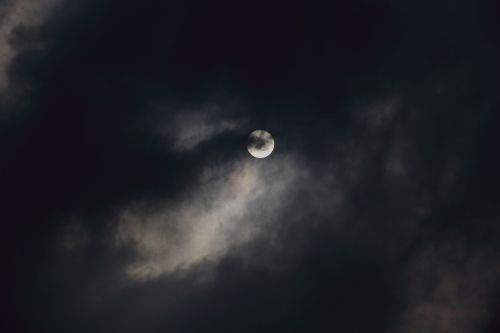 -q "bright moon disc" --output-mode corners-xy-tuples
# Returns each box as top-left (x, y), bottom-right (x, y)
(247, 130), (275, 158)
